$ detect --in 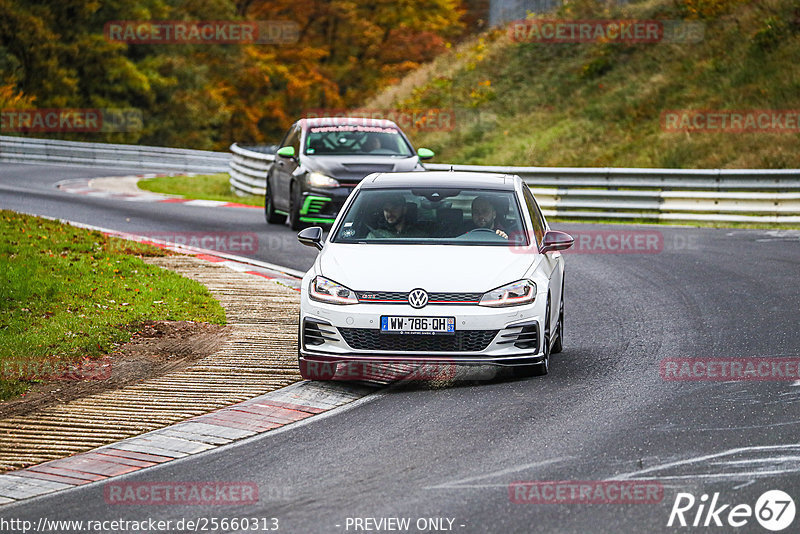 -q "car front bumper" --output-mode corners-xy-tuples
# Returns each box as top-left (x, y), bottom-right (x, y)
(298, 292), (548, 379)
